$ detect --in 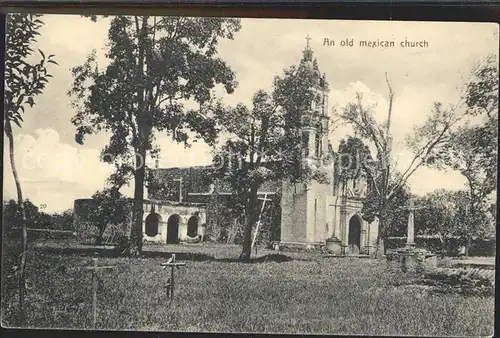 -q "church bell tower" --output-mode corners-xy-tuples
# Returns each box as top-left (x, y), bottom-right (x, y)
(300, 35), (330, 165)
(280, 35), (334, 247)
